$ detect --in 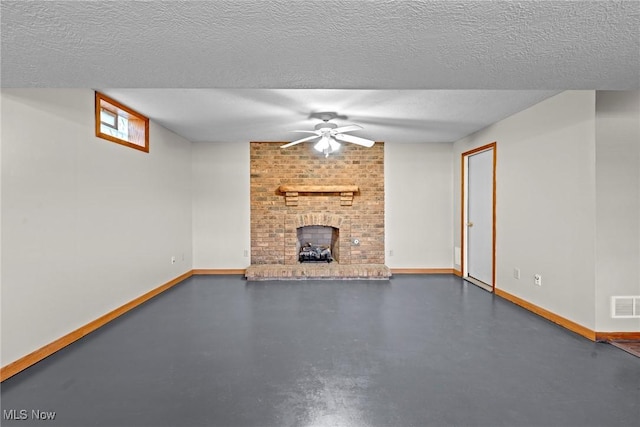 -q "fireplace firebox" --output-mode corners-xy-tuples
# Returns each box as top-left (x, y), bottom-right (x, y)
(297, 225), (339, 263)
